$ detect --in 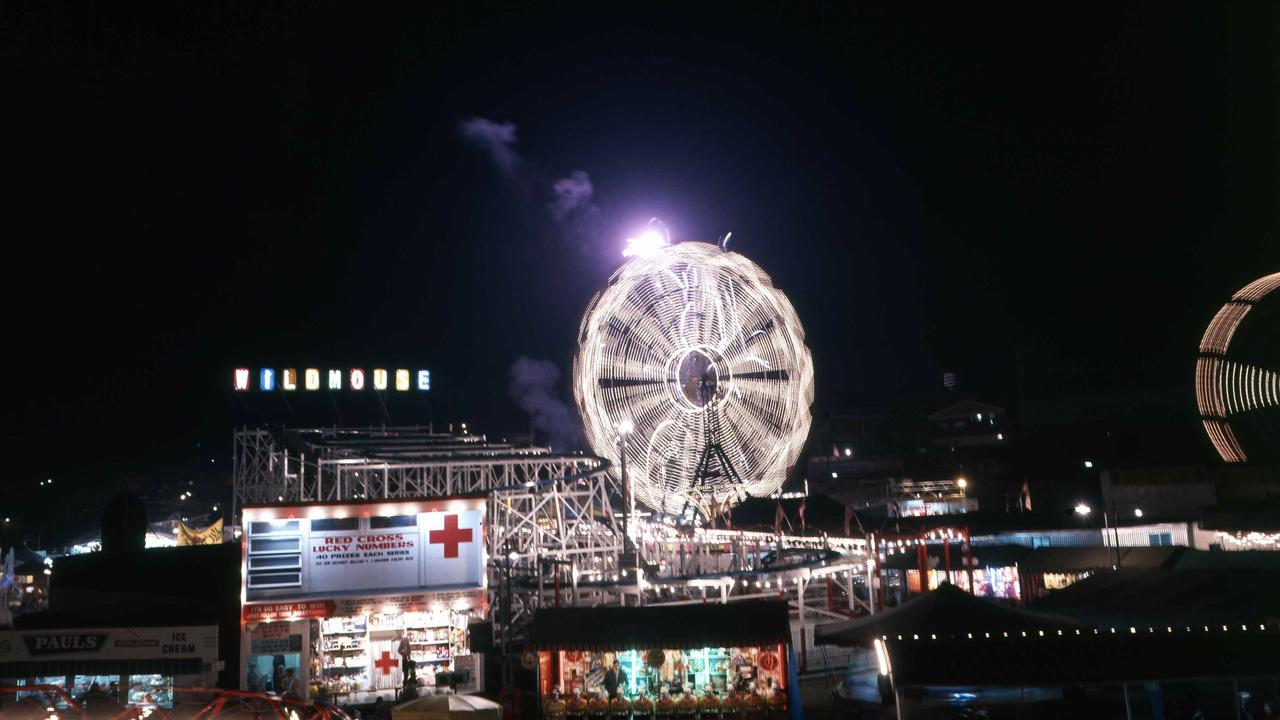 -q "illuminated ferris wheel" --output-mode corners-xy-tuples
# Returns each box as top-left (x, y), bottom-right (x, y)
(1195, 272), (1280, 463)
(573, 238), (814, 519)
